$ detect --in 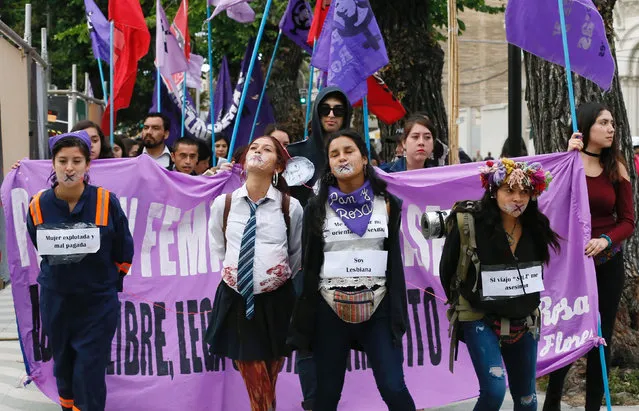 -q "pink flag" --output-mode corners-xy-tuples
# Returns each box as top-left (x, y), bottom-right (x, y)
(207, 0), (255, 23)
(156, 0), (188, 77)
(186, 53), (204, 91)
